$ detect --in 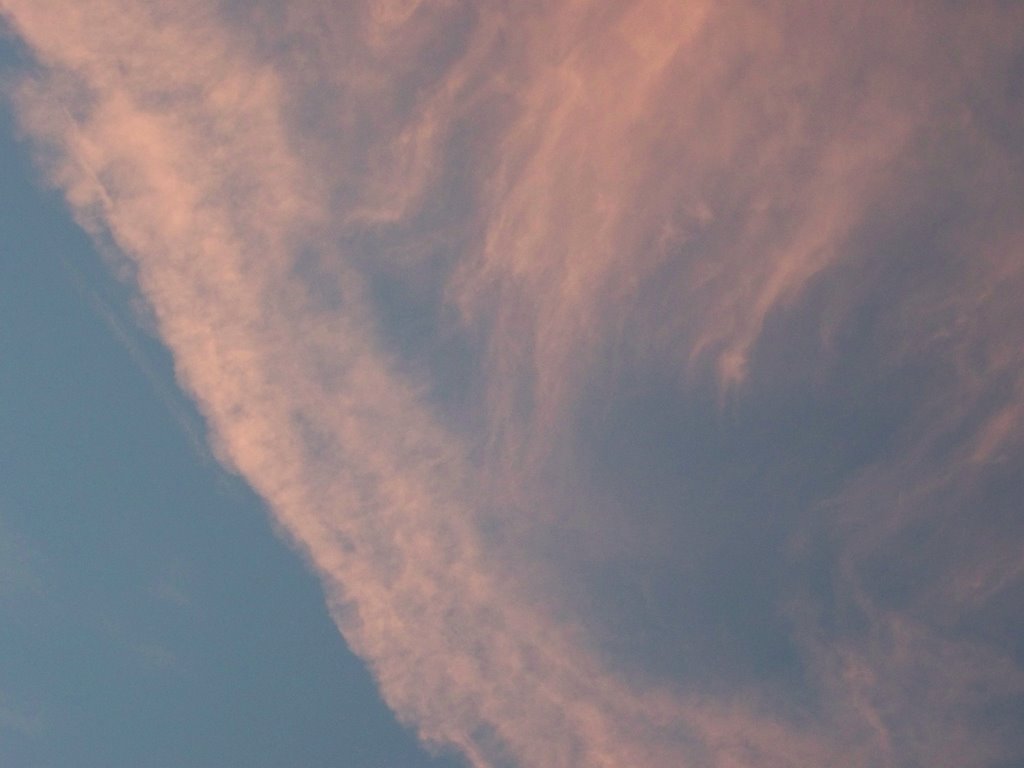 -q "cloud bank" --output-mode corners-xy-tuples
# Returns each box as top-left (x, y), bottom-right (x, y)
(3, 1), (1023, 766)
